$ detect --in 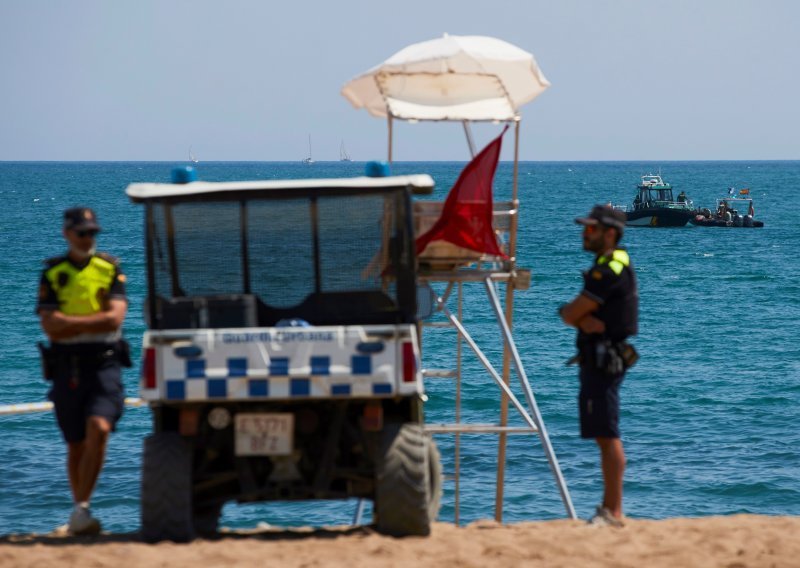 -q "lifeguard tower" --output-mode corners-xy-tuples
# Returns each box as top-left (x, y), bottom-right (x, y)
(342, 34), (576, 522)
